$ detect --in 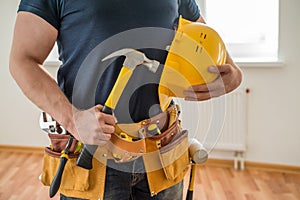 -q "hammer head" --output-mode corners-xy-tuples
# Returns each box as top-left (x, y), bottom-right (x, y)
(102, 48), (160, 73)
